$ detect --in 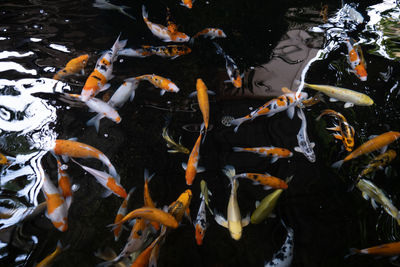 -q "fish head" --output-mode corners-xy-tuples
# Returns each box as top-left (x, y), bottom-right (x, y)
(232, 73), (242, 88)
(174, 32), (191, 42)
(195, 224), (205, 245)
(80, 89), (94, 102)
(355, 64), (367, 81)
